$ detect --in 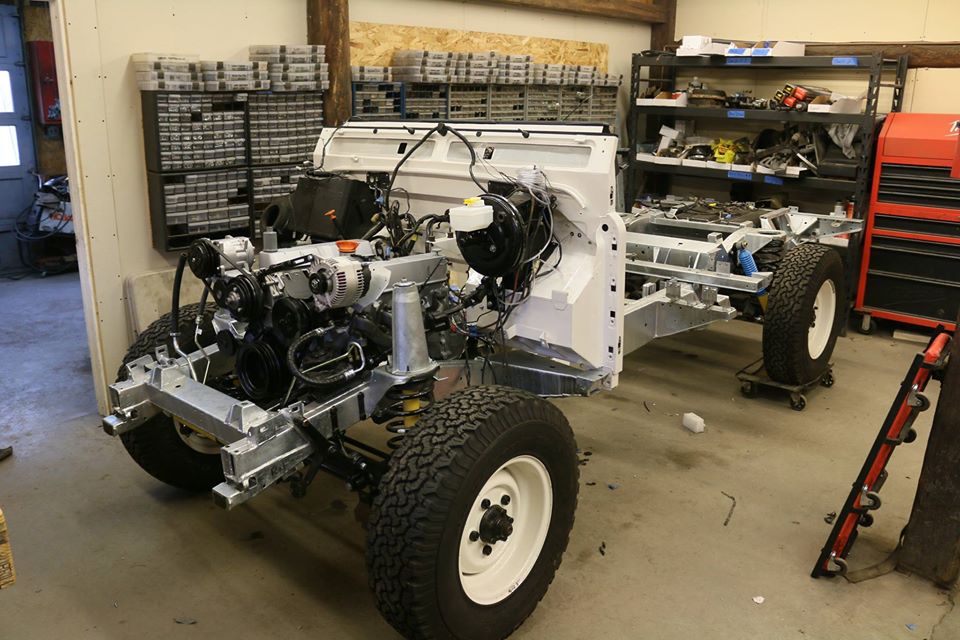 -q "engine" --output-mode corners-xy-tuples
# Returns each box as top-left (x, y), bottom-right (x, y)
(175, 155), (565, 412)
(185, 234), (456, 404)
